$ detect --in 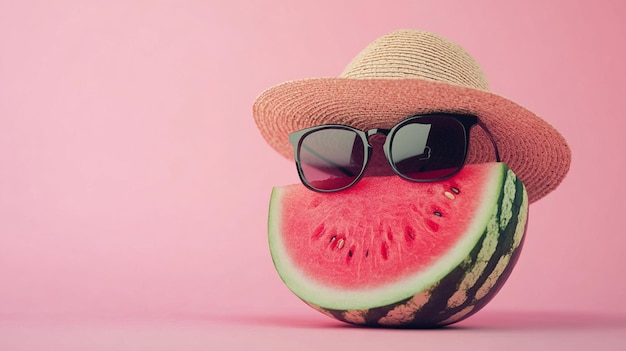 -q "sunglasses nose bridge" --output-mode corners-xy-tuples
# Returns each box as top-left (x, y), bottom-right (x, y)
(365, 128), (390, 141)
(365, 128), (391, 157)
(365, 128), (390, 137)
(361, 128), (396, 178)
